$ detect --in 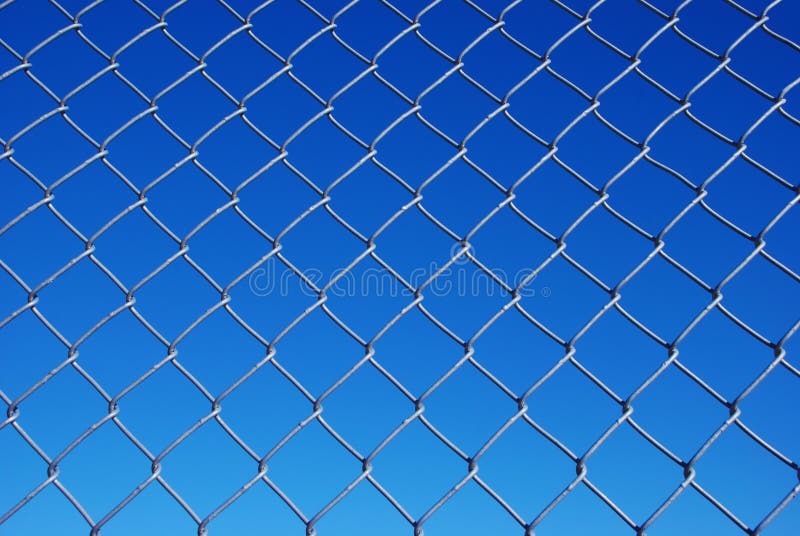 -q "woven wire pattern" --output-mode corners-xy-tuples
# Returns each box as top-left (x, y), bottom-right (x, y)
(1, 0), (799, 534)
